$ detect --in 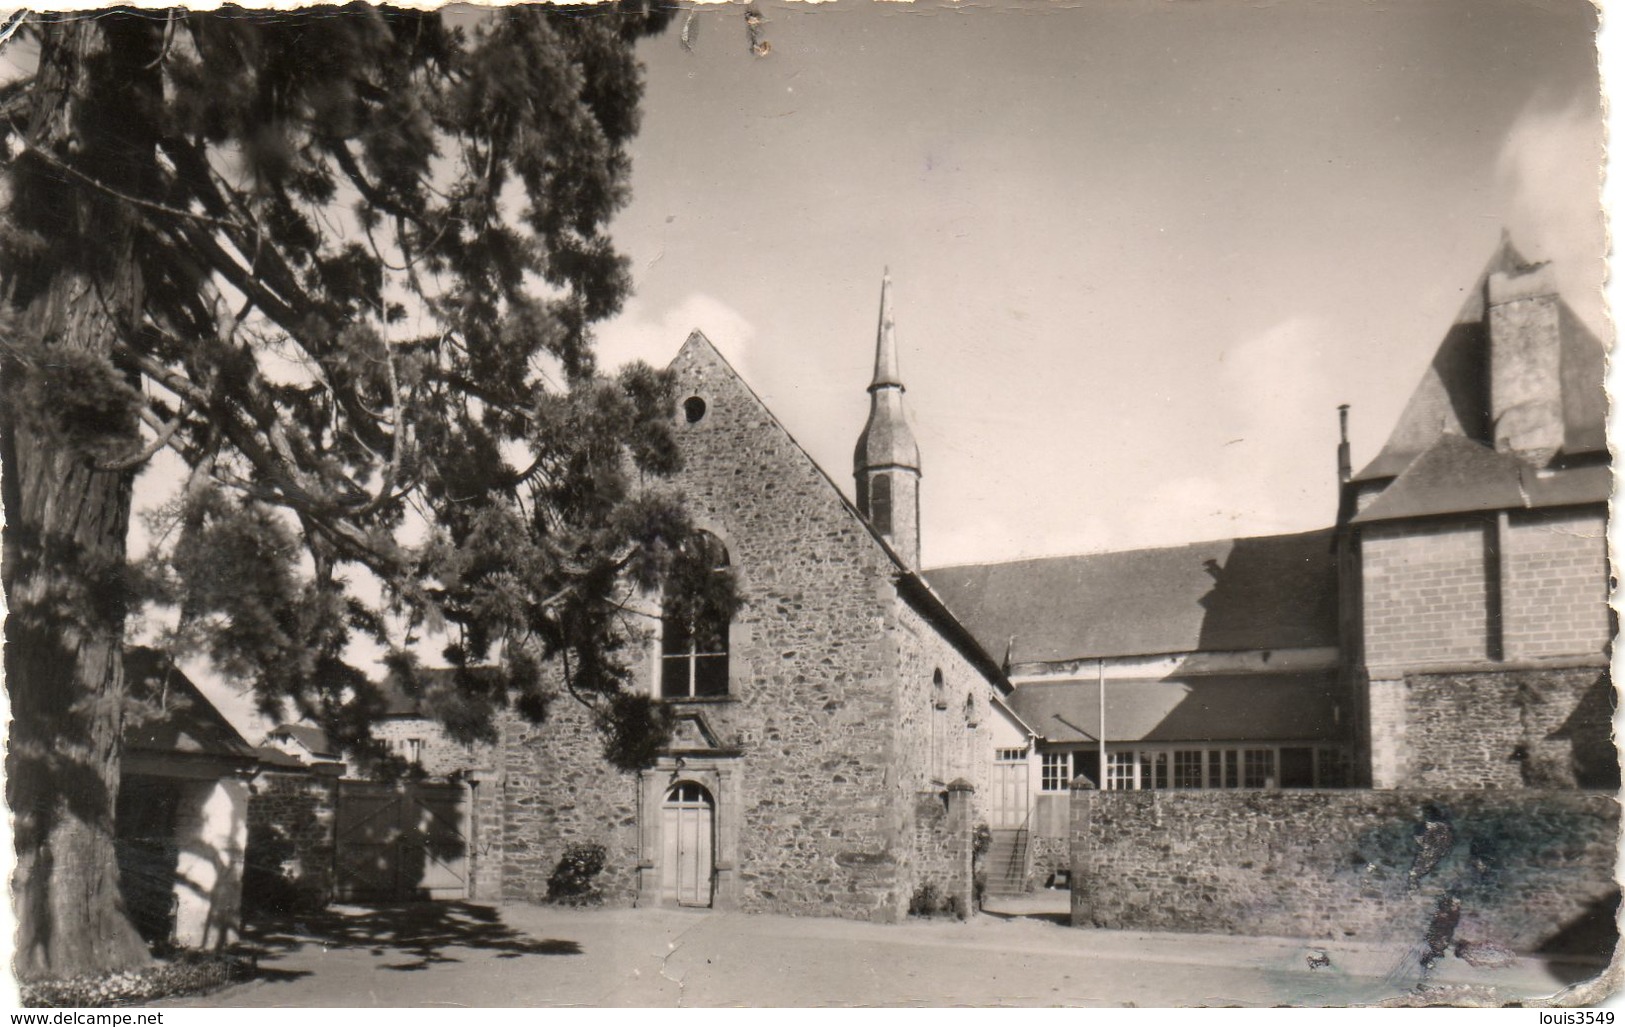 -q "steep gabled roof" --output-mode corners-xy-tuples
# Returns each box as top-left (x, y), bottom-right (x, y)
(1356, 238), (1608, 482)
(670, 330), (1010, 692)
(926, 529), (1338, 665)
(123, 648), (258, 764)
